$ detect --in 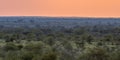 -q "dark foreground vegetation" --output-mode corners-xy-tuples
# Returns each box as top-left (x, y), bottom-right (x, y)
(0, 17), (120, 60)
